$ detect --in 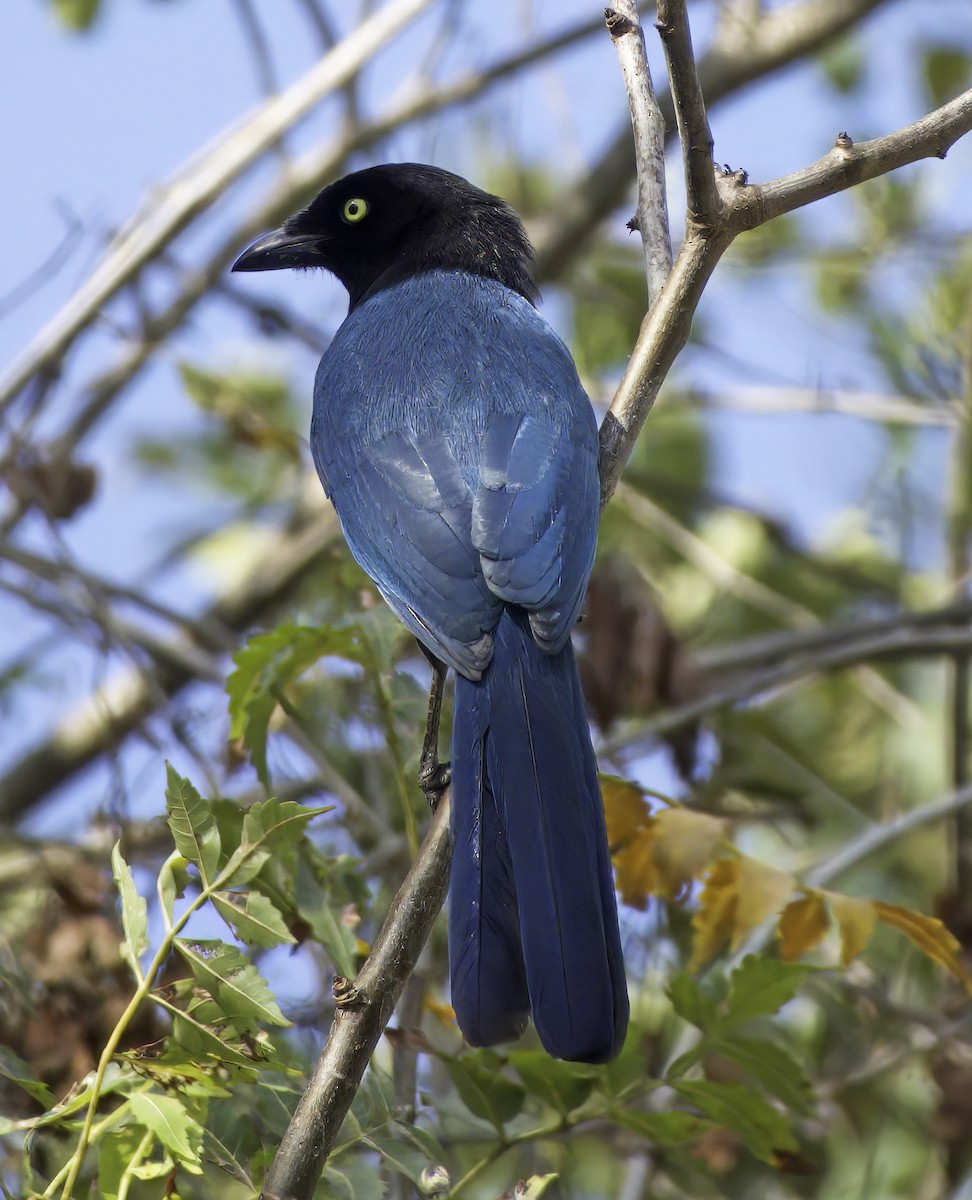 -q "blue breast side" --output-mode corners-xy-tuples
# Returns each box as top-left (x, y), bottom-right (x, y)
(310, 270), (599, 679)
